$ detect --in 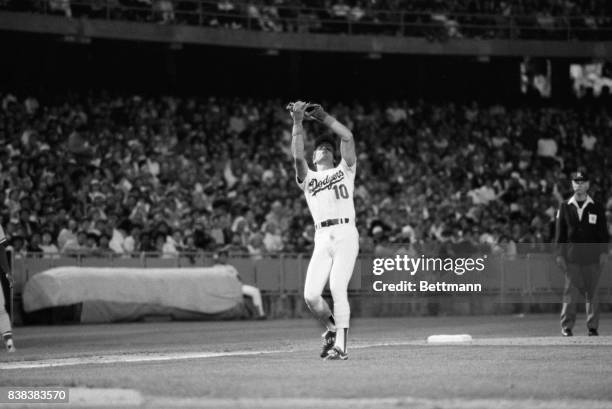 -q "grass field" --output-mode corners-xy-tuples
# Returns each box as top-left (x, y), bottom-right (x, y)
(1, 314), (612, 408)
